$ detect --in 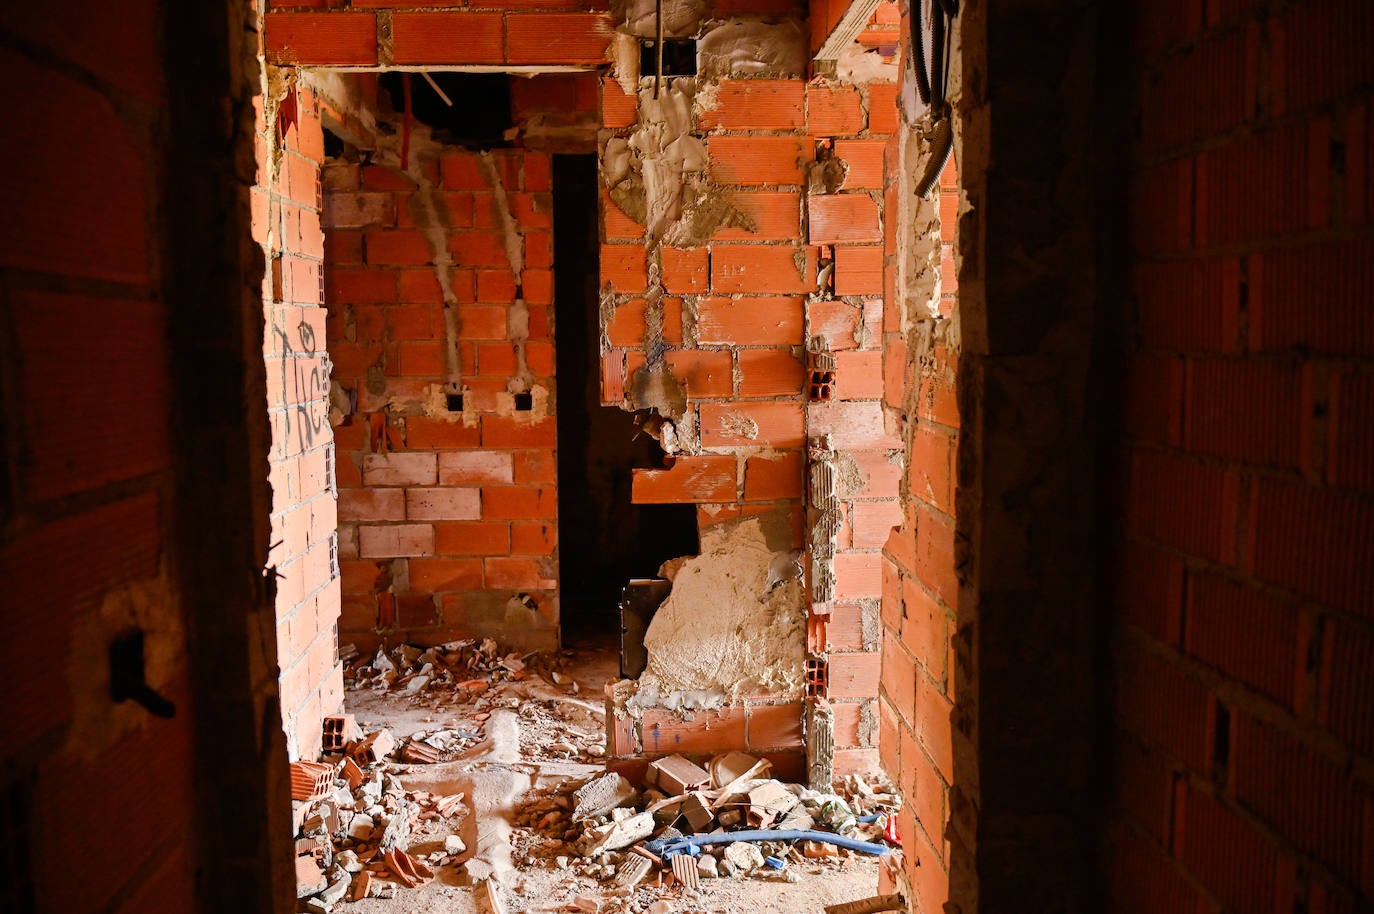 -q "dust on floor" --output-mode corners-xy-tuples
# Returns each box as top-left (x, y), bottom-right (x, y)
(309, 638), (892, 914)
